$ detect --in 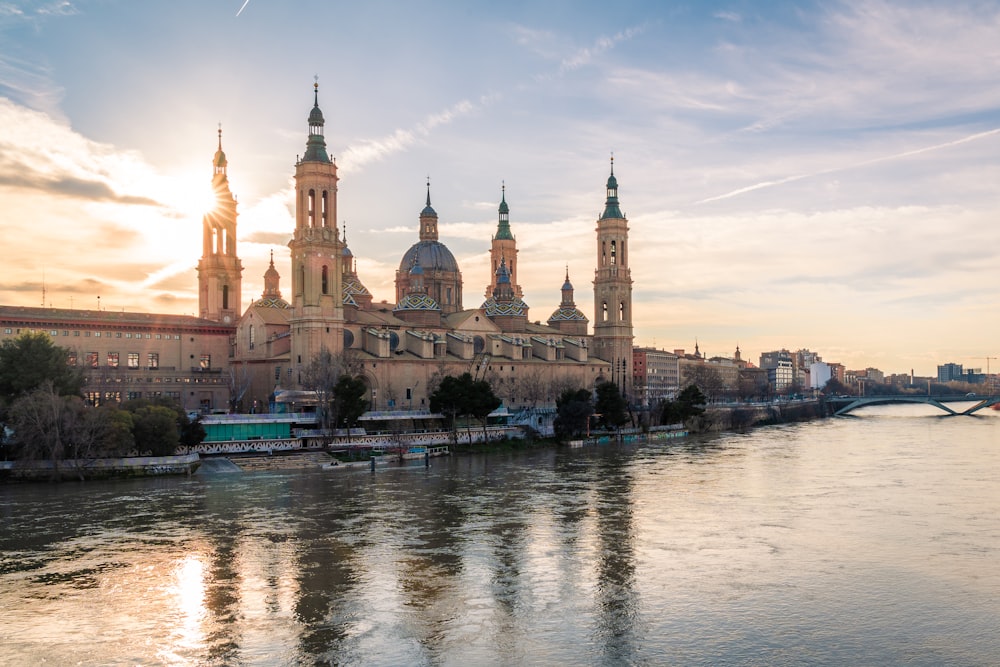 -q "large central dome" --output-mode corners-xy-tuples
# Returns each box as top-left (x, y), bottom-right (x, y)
(399, 240), (460, 274)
